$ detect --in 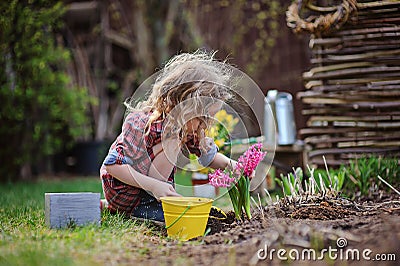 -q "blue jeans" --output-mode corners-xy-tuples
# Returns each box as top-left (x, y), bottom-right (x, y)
(131, 190), (165, 222)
